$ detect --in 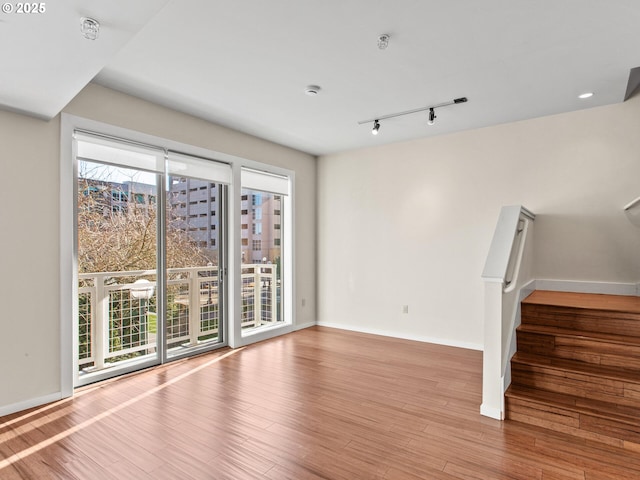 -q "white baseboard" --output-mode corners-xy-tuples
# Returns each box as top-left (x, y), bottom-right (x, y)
(480, 403), (503, 420)
(535, 279), (639, 296)
(0, 392), (64, 418)
(316, 321), (483, 351)
(294, 321), (316, 331)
